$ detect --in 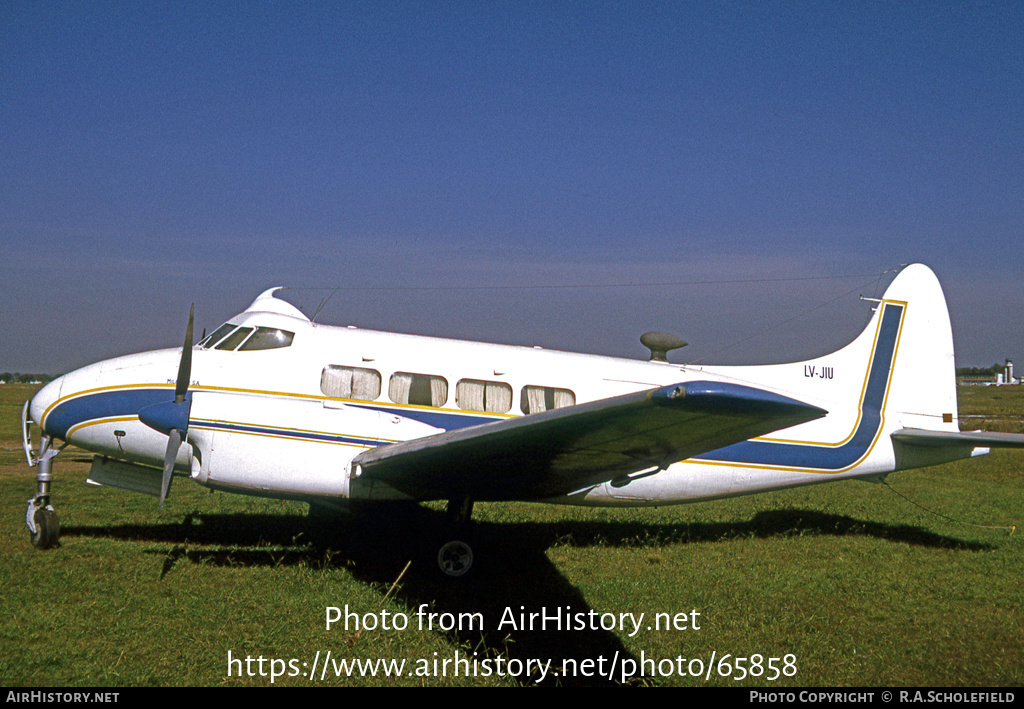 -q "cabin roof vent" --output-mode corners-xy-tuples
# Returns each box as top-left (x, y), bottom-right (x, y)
(640, 332), (688, 362)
